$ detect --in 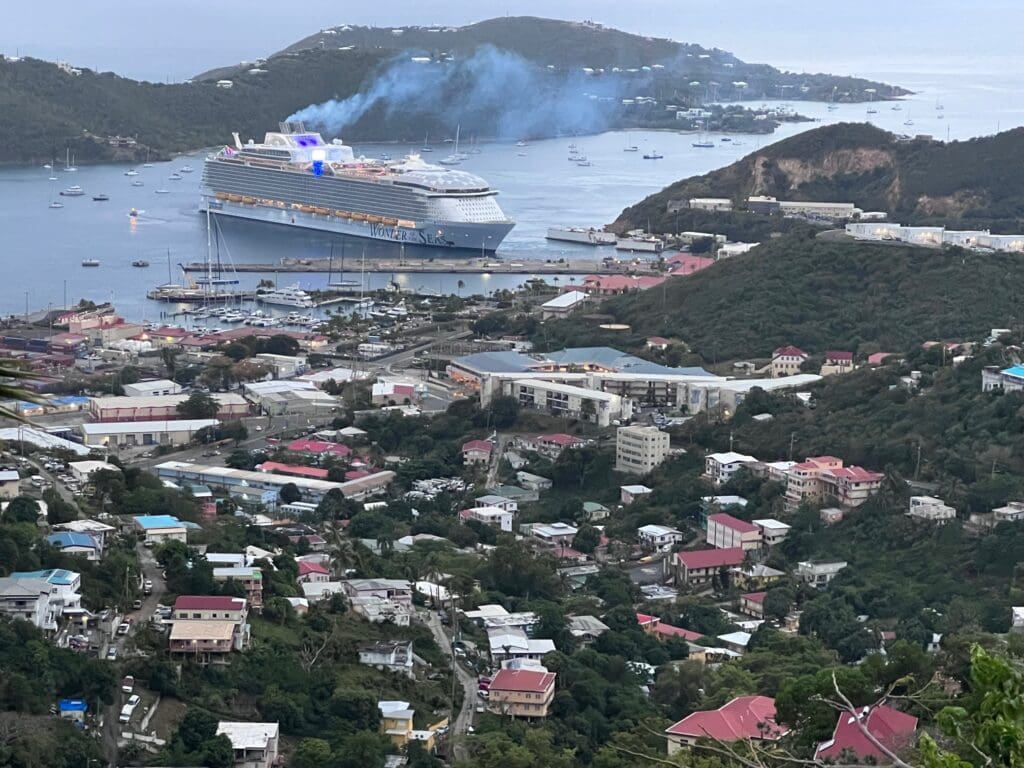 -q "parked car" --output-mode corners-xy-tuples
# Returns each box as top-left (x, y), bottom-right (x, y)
(132, 599), (143, 610)
(106, 647), (118, 661)
(121, 676), (134, 694)
(117, 621), (131, 635)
